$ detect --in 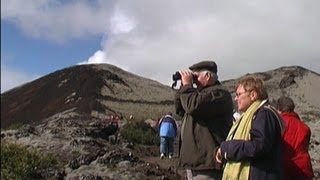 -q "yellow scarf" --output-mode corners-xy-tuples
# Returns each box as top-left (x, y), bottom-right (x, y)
(222, 100), (267, 180)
